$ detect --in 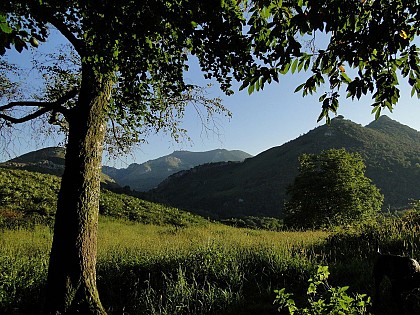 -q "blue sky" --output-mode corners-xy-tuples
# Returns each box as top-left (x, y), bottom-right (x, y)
(2, 31), (420, 168)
